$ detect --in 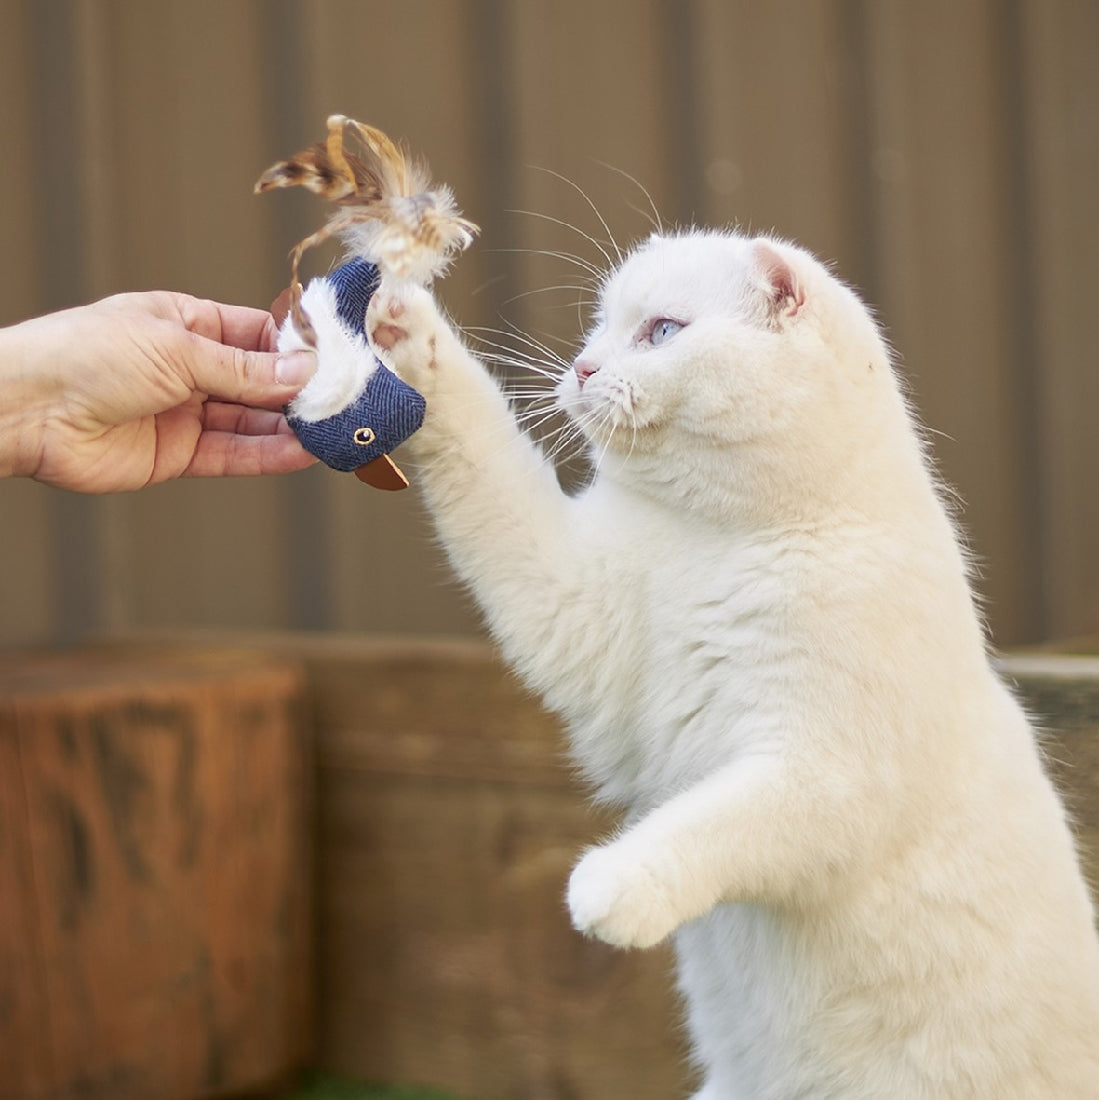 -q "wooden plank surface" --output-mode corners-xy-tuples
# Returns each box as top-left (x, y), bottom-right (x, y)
(863, 0), (1040, 642)
(2, 2), (1097, 650)
(0, 698), (55, 1095)
(99, 0), (296, 635)
(297, 0), (500, 637)
(999, 653), (1099, 892)
(0, 480), (54, 648)
(111, 632), (1099, 1099)
(694, 0), (864, 275)
(0, 0), (43, 326)
(307, 639), (691, 1099)
(319, 770), (688, 1099)
(0, 649), (312, 1100)
(508, 0), (679, 327)
(106, 634), (692, 1098)
(1016, 0), (1099, 640)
